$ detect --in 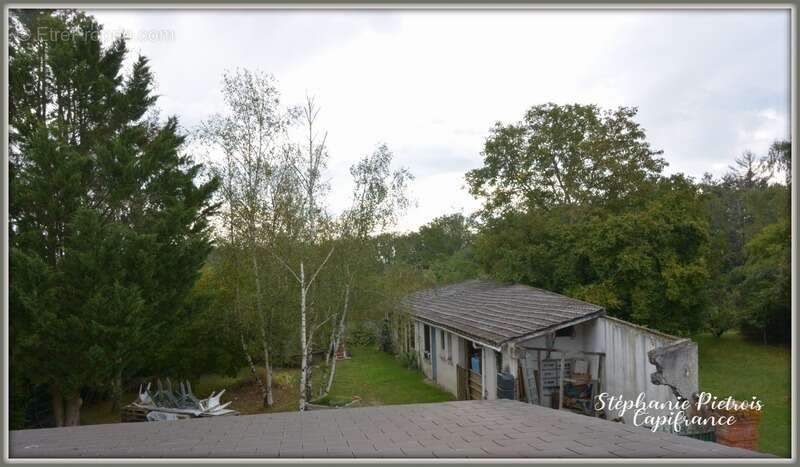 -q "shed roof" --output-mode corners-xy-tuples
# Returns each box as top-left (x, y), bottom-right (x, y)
(403, 279), (605, 347)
